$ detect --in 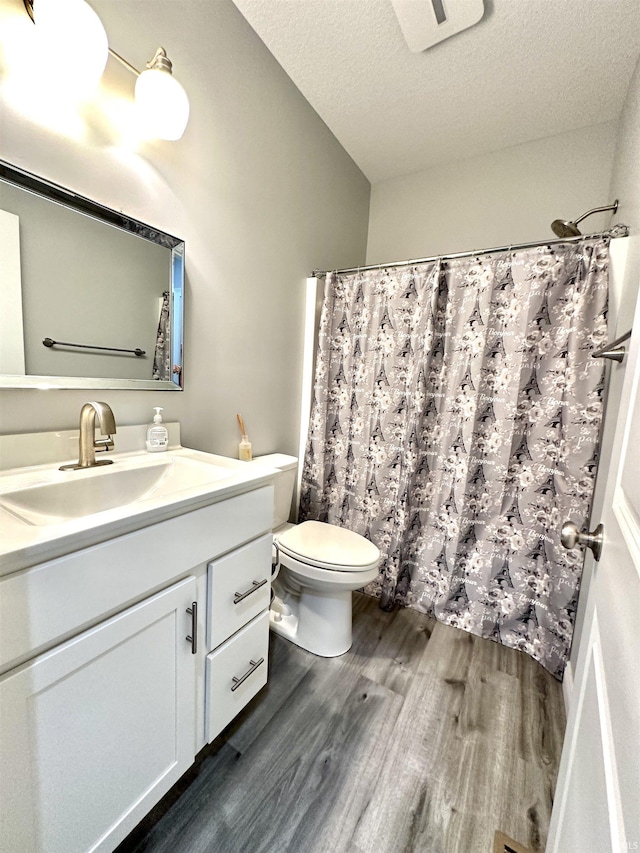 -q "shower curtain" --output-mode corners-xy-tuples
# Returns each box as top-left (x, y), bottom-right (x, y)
(300, 238), (609, 678)
(153, 291), (171, 381)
